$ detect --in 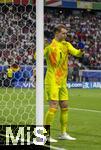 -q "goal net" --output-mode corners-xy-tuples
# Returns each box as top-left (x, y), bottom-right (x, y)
(0, 0), (36, 125)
